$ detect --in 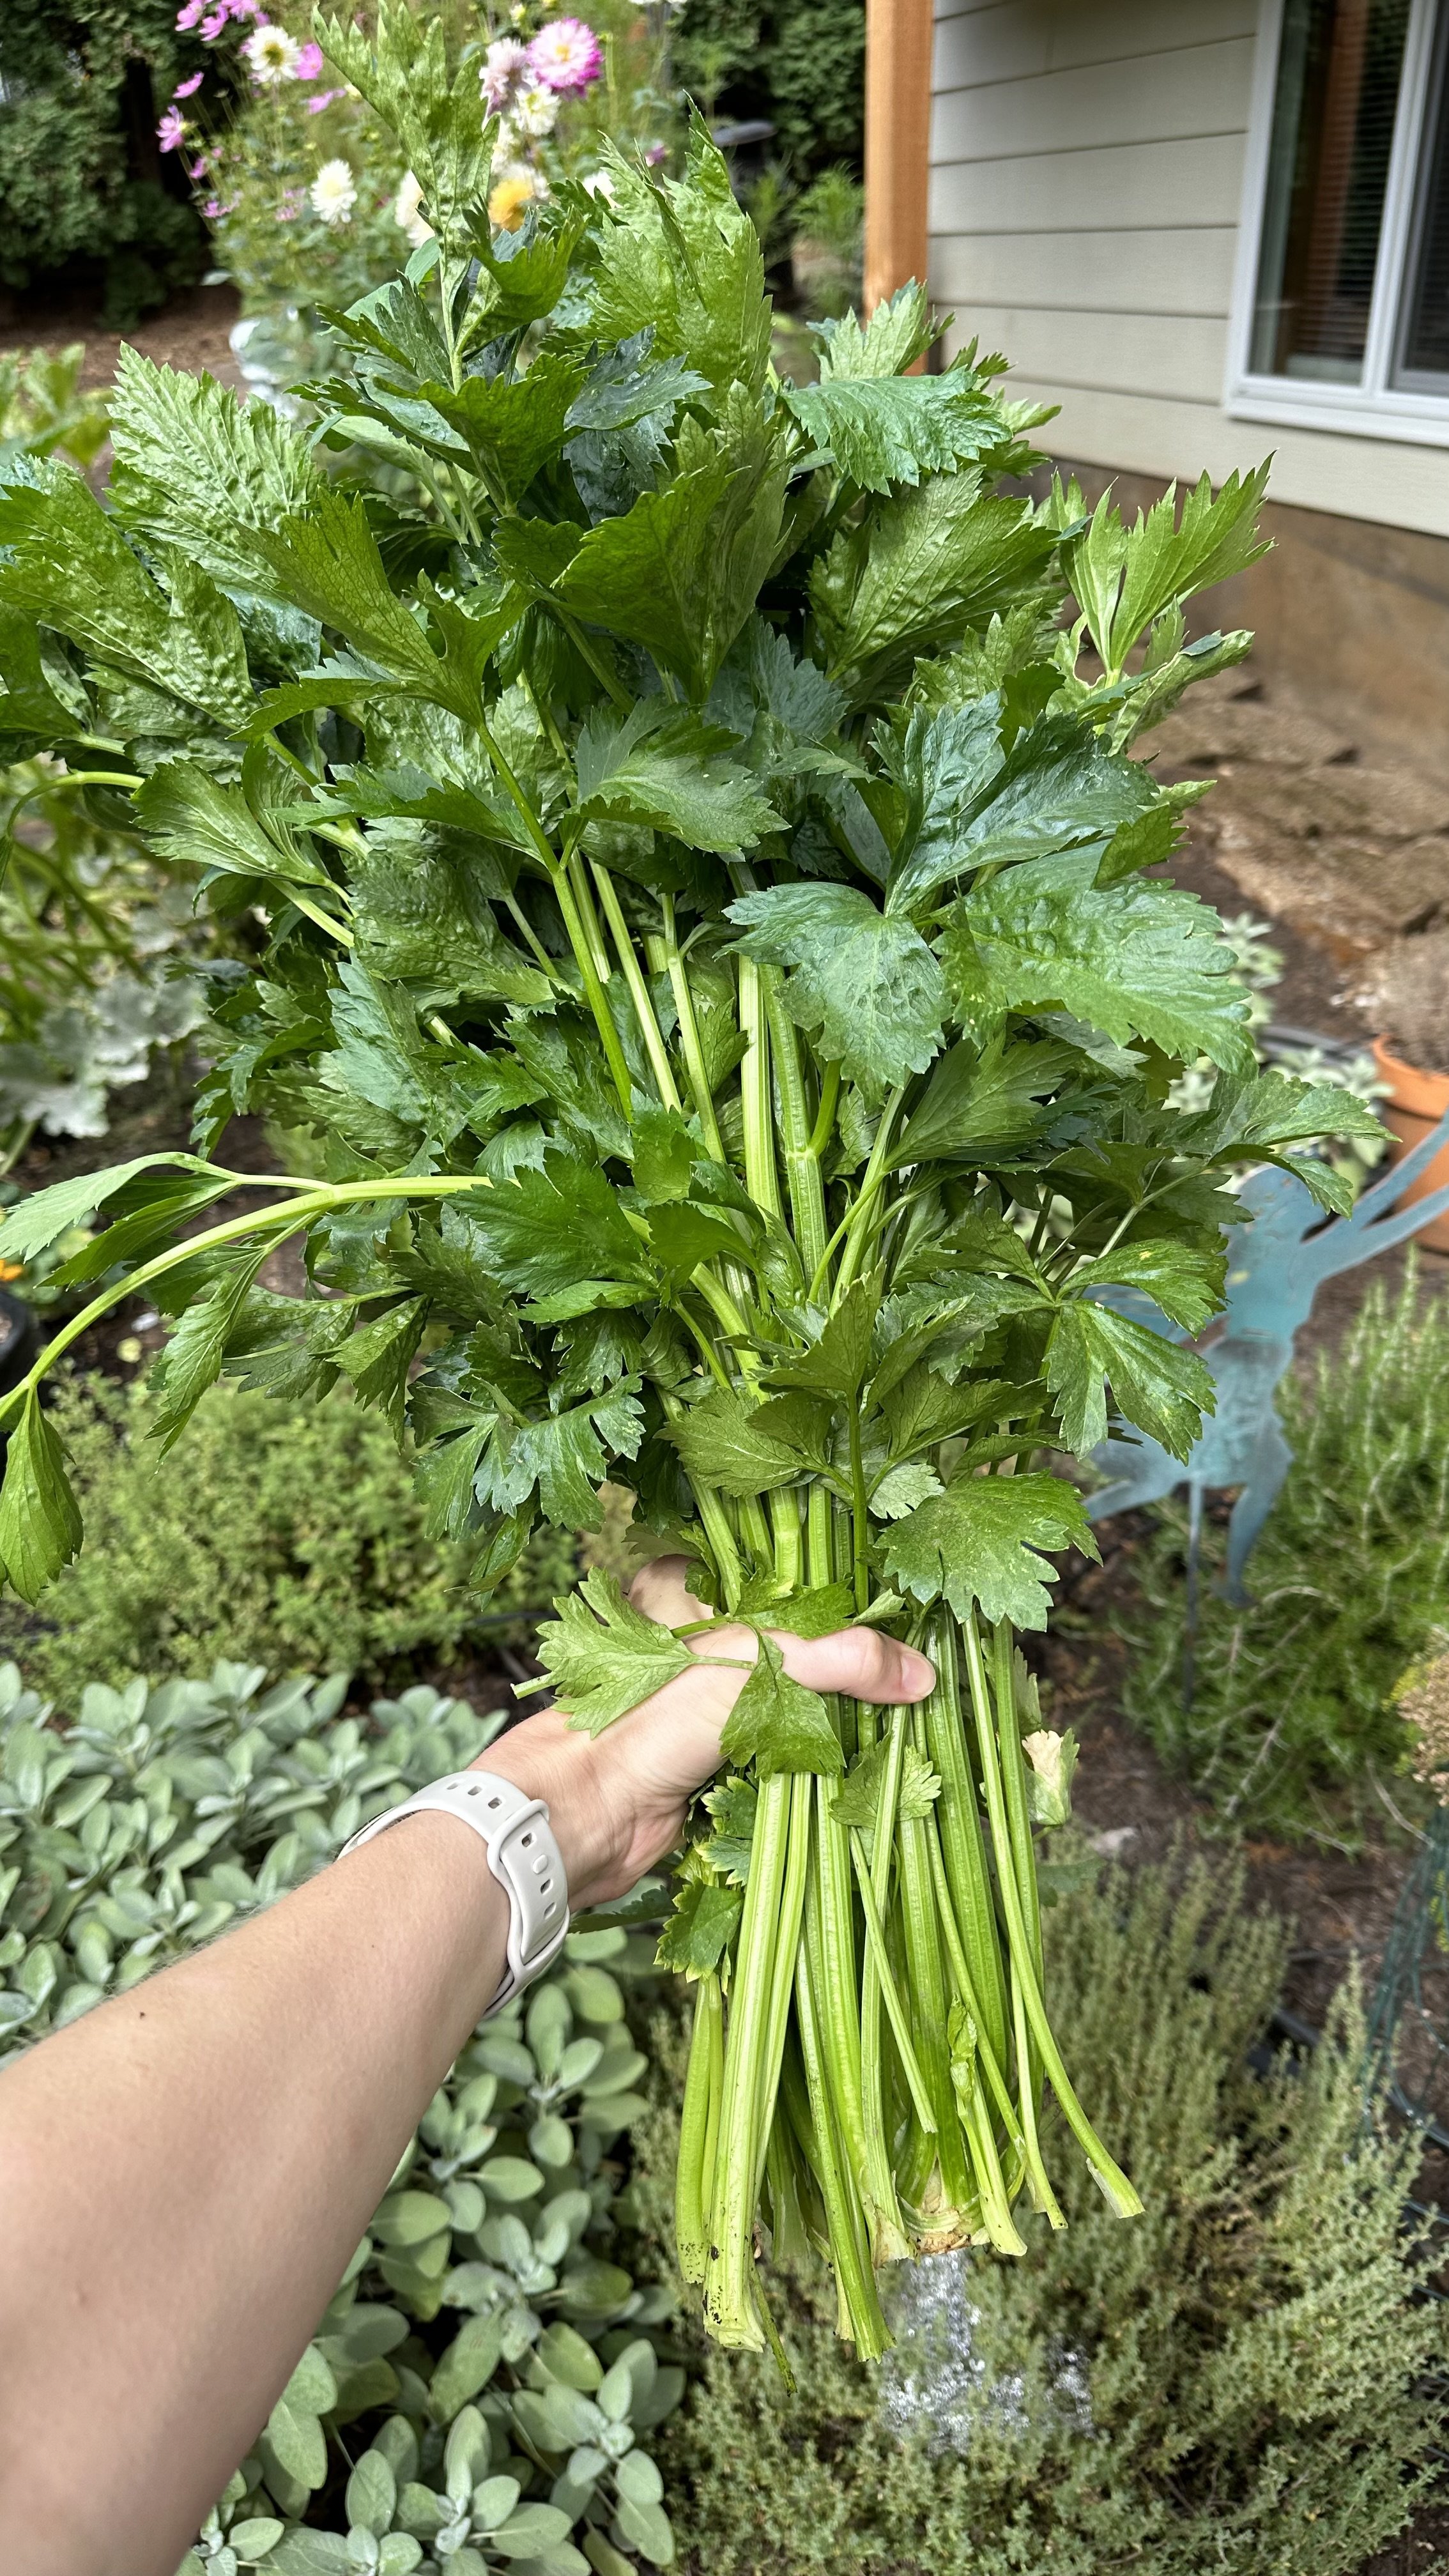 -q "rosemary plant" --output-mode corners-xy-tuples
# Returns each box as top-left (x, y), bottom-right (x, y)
(0, 5), (1378, 2359)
